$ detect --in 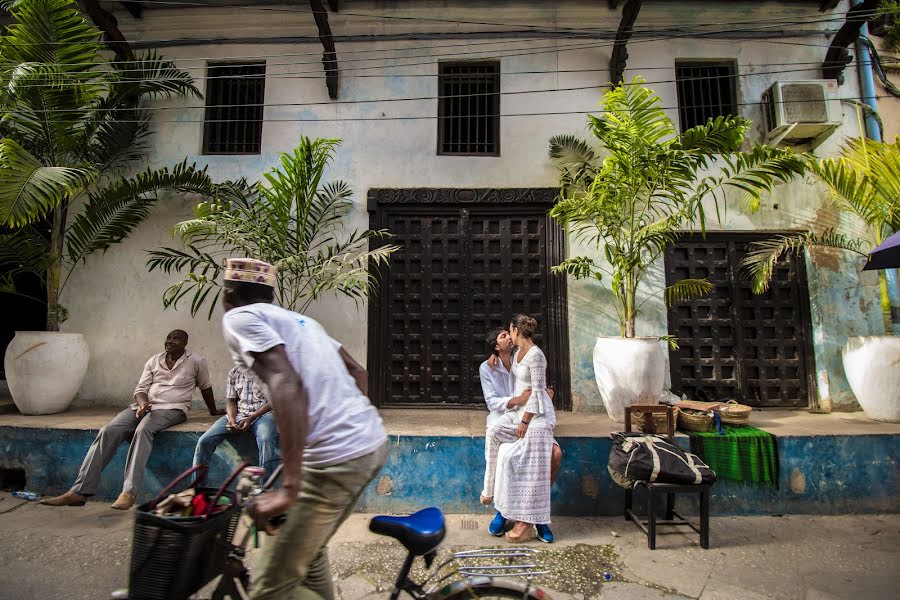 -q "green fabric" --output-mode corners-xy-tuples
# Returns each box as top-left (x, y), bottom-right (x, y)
(687, 425), (778, 487)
